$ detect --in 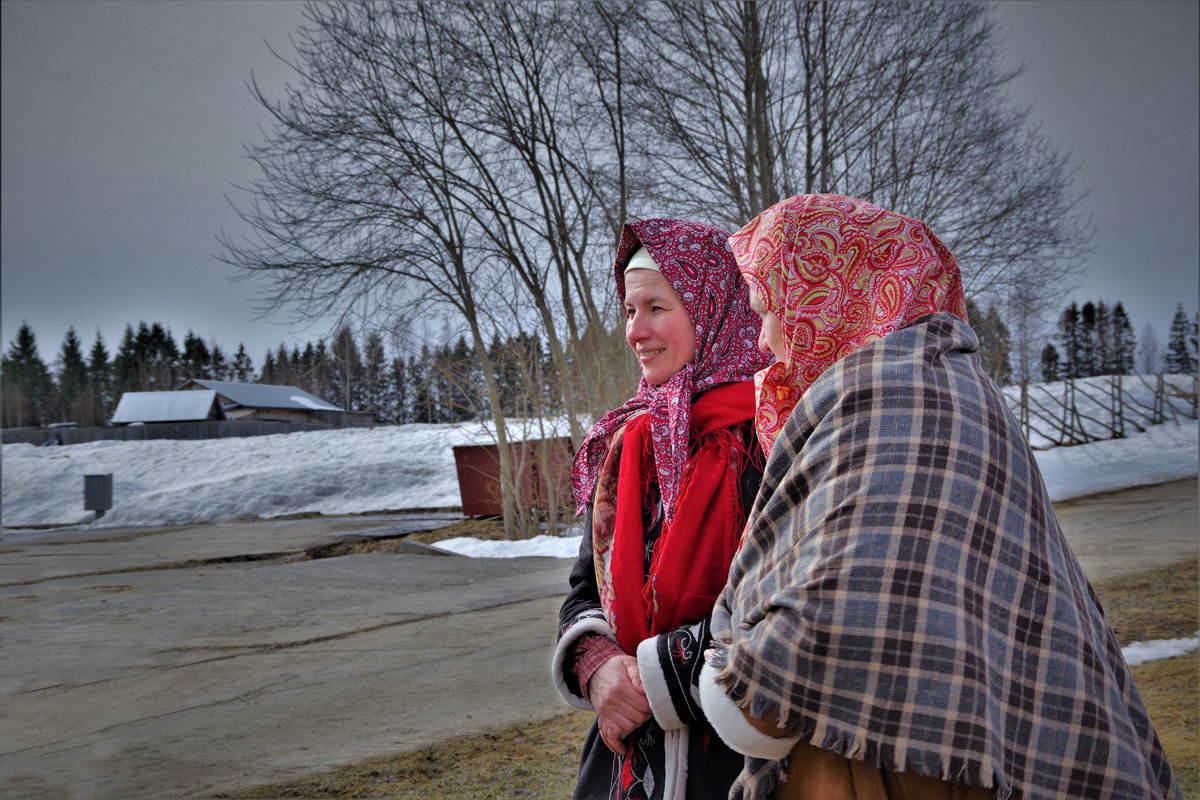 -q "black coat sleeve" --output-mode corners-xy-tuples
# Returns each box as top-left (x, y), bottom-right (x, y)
(552, 502), (618, 708)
